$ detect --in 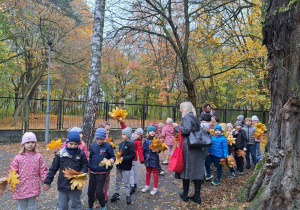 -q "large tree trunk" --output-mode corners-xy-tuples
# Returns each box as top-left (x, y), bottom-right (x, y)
(238, 1), (300, 209)
(82, 0), (106, 150)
